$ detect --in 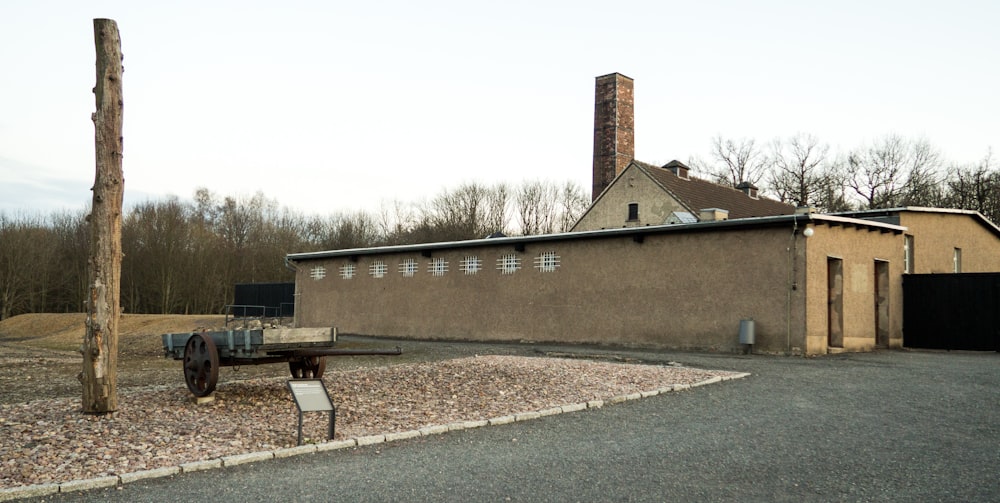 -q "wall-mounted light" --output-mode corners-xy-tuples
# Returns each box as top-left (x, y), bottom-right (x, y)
(803, 228), (814, 237)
